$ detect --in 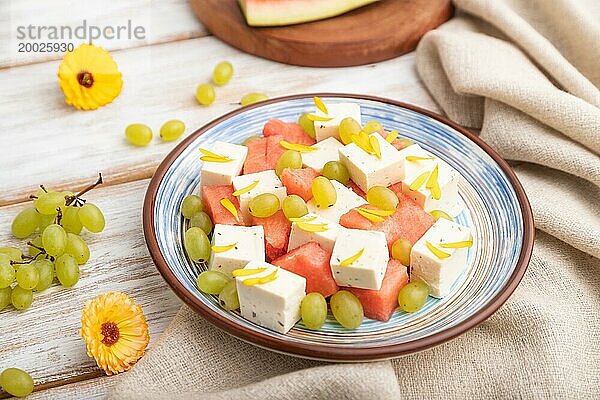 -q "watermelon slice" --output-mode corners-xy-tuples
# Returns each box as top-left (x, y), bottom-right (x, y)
(280, 167), (320, 202)
(243, 134), (286, 174)
(263, 119), (316, 146)
(272, 242), (338, 298)
(201, 185), (245, 226)
(345, 259), (408, 322)
(251, 210), (291, 261)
